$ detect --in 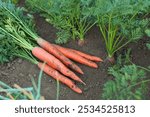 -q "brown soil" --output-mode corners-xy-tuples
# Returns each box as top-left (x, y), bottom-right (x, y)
(0, 1), (150, 100)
